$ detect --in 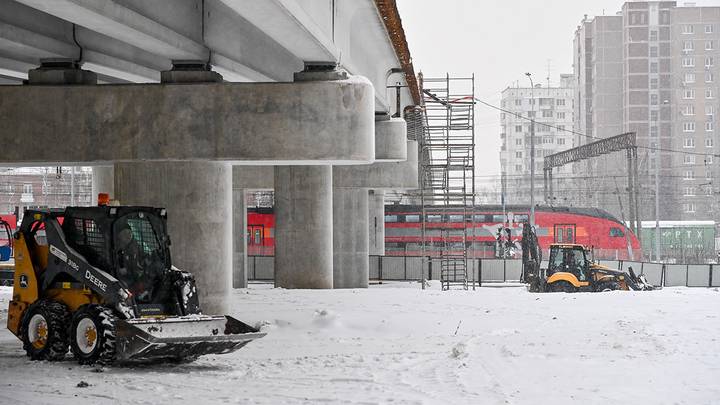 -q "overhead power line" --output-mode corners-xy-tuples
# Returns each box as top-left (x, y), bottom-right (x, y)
(476, 98), (720, 159)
